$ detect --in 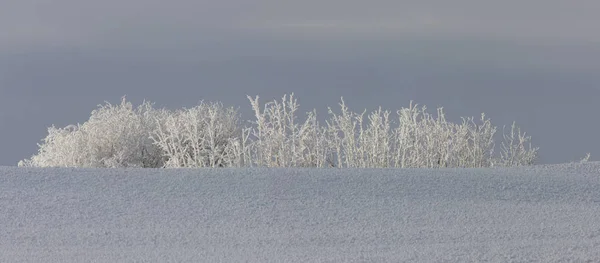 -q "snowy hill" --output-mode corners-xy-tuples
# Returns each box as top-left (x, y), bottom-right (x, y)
(1, 163), (600, 262)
